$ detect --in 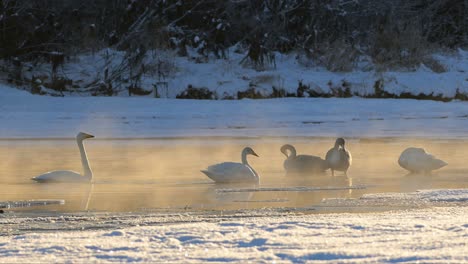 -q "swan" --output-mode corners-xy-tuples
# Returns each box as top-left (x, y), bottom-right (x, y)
(32, 132), (95, 183)
(201, 147), (259, 183)
(398, 147), (447, 173)
(280, 144), (328, 174)
(325, 138), (352, 177)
